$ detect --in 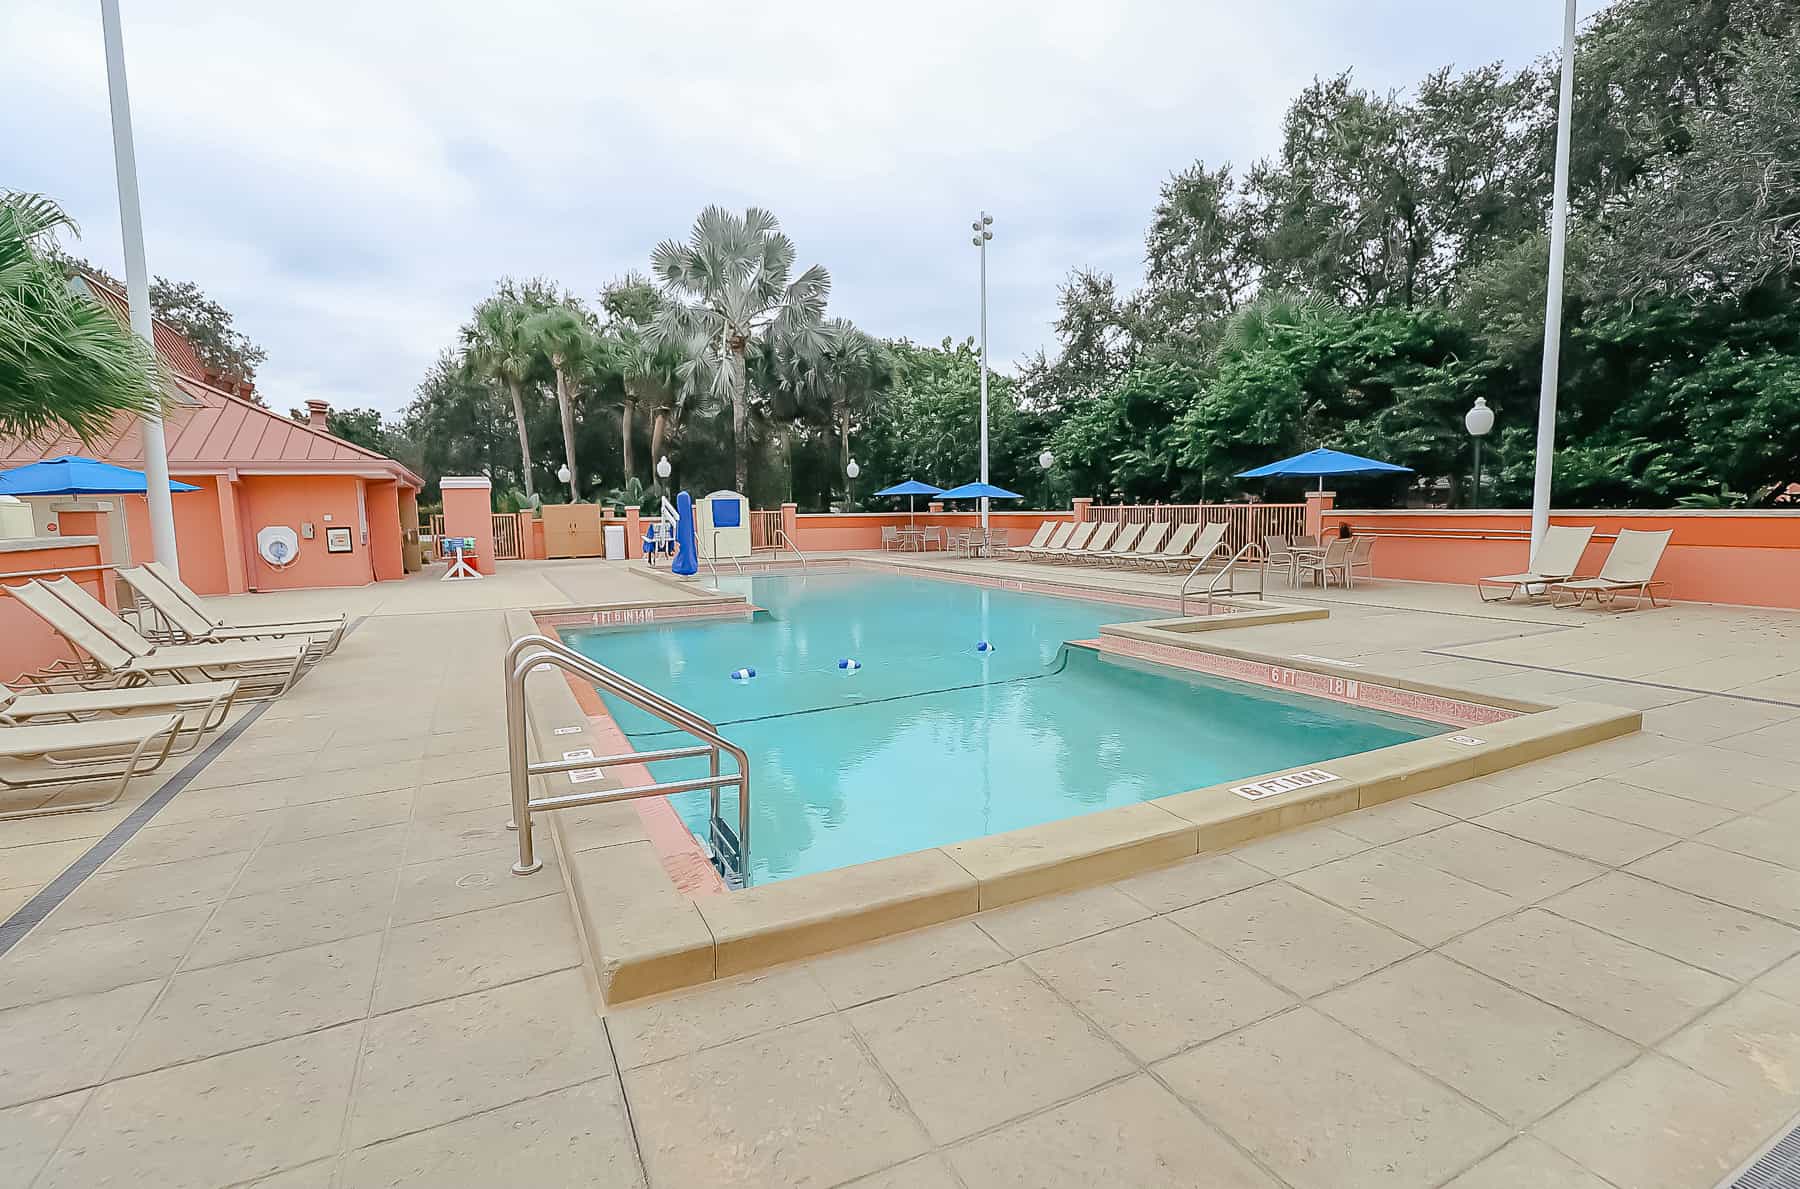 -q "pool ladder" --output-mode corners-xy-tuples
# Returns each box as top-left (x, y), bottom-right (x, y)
(1178, 541), (1267, 616)
(503, 634), (751, 887)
